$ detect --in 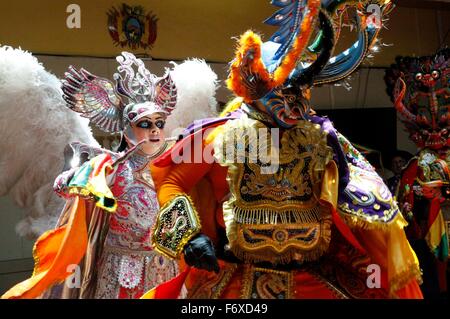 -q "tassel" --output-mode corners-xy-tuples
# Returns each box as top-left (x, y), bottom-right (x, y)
(234, 206), (322, 225)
